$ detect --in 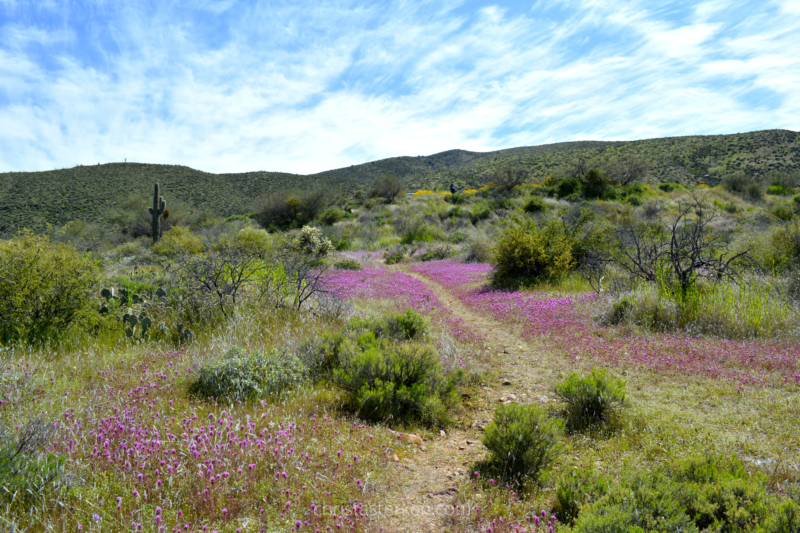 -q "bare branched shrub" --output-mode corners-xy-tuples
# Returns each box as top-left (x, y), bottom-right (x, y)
(604, 156), (649, 185)
(491, 165), (529, 191)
